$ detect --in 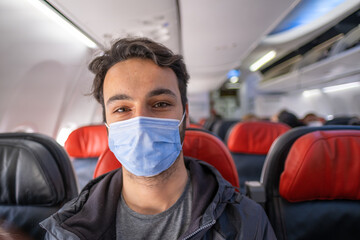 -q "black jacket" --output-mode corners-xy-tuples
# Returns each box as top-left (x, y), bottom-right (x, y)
(40, 157), (276, 239)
